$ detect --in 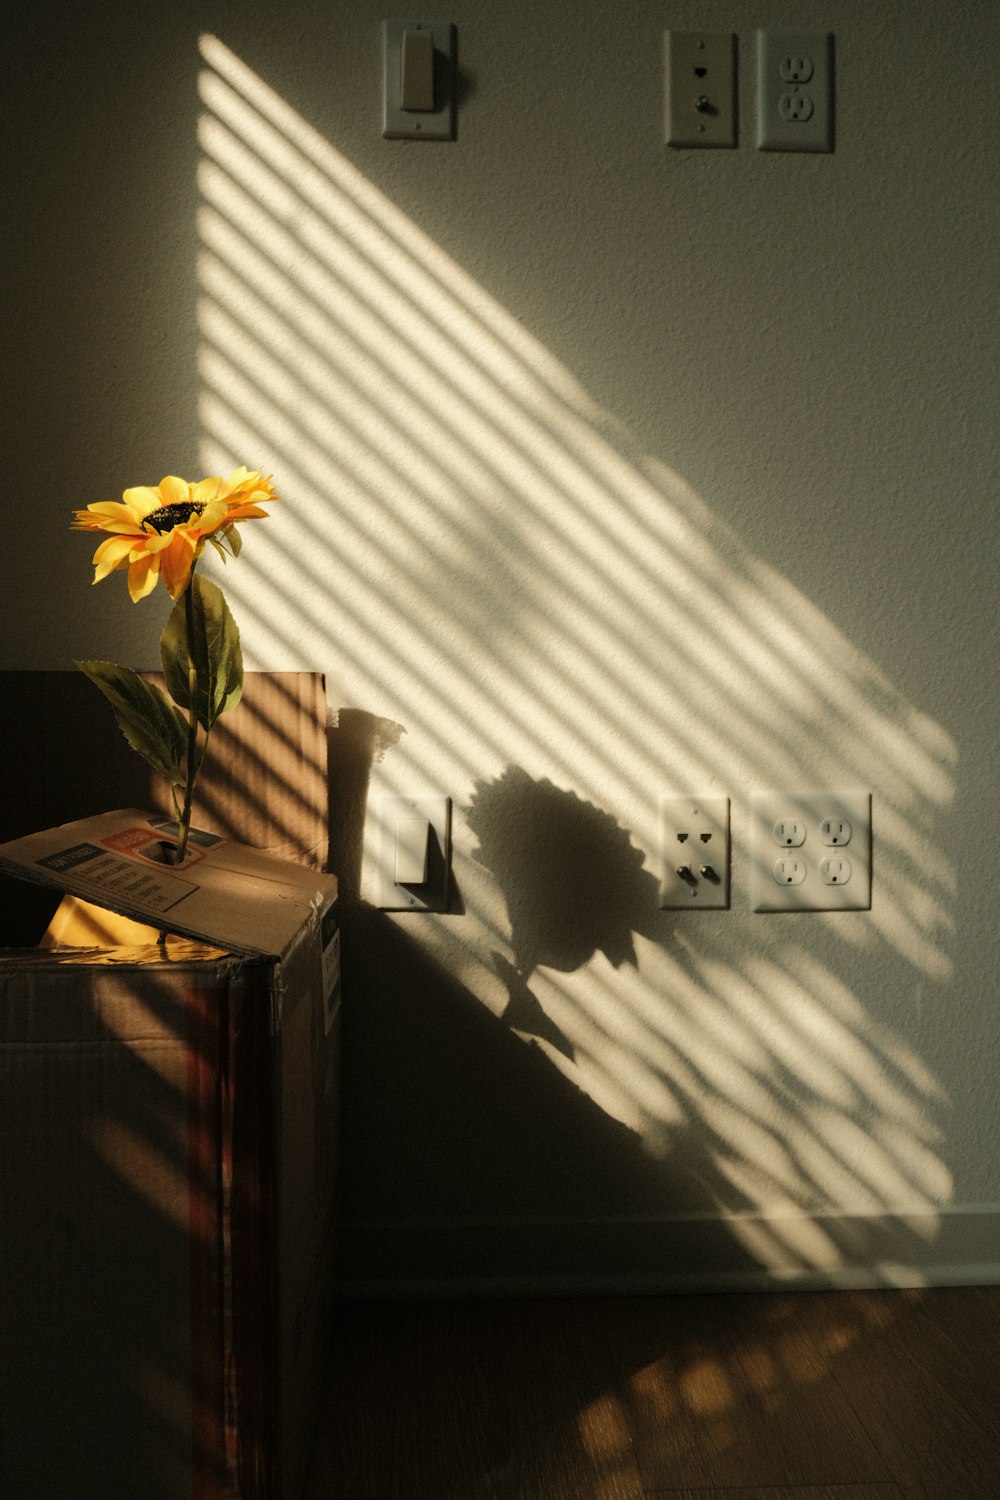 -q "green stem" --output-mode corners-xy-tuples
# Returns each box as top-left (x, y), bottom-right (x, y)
(174, 576), (201, 866)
